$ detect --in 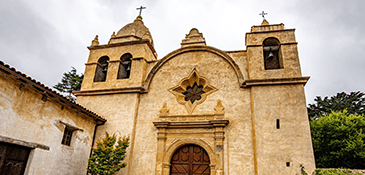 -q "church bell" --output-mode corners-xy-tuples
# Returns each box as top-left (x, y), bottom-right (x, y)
(268, 47), (275, 59)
